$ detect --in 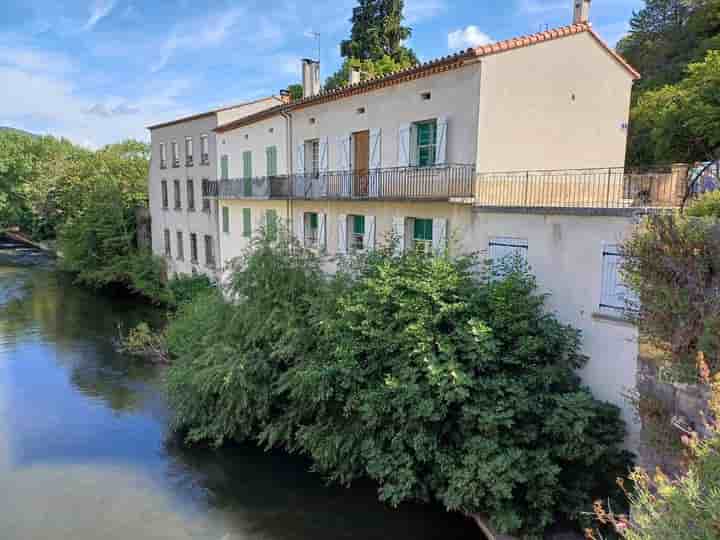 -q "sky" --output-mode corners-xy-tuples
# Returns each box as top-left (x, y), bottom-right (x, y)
(0, 0), (644, 148)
